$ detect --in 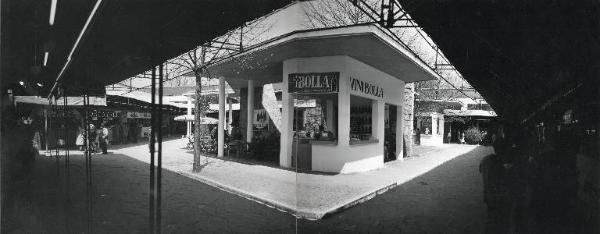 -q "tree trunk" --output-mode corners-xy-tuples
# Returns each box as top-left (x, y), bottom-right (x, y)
(193, 71), (203, 172)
